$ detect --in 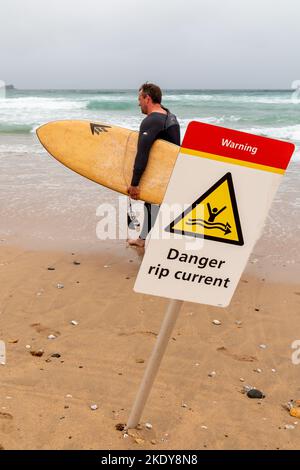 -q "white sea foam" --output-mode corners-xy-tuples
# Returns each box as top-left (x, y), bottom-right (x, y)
(163, 93), (300, 105)
(0, 143), (45, 155)
(242, 125), (300, 161)
(0, 97), (85, 111)
(0, 90), (299, 164)
(219, 95), (300, 105)
(164, 94), (214, 102)
(243, 124), (300, 142)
